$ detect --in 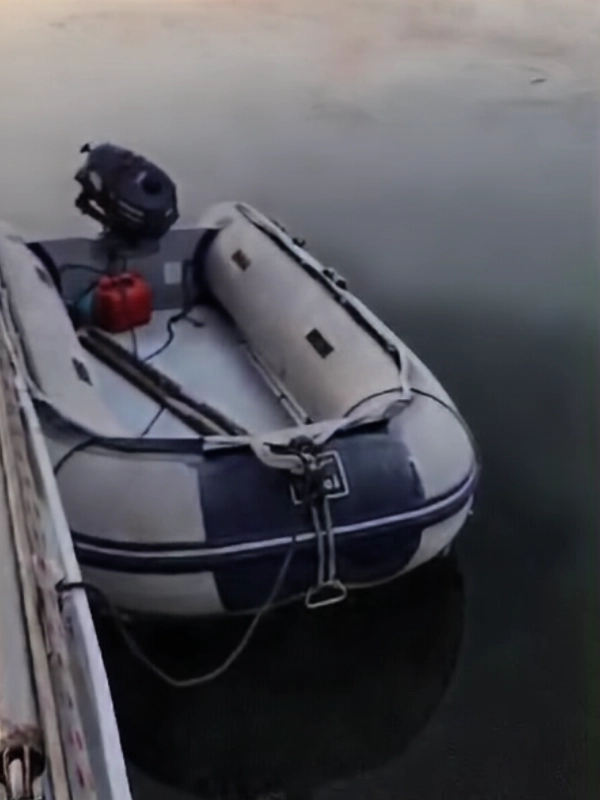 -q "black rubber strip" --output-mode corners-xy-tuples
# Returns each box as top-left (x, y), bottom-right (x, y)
(72, 485), (476, 575)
